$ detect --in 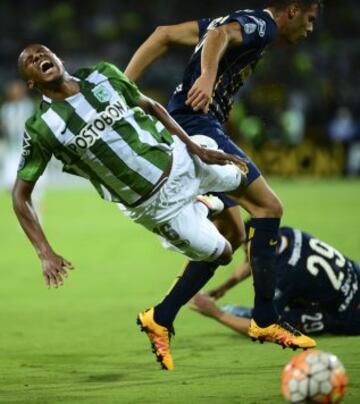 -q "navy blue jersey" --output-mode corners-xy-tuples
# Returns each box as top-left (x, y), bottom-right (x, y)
(282, 306), (360, 335)
(275, 227), (360, 322)
(167, 9), (277, 123)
